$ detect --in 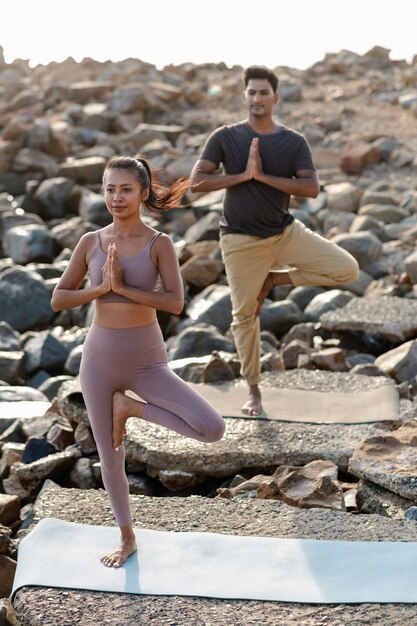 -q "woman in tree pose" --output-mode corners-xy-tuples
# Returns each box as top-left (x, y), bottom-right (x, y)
(51, 155), (225, 568)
